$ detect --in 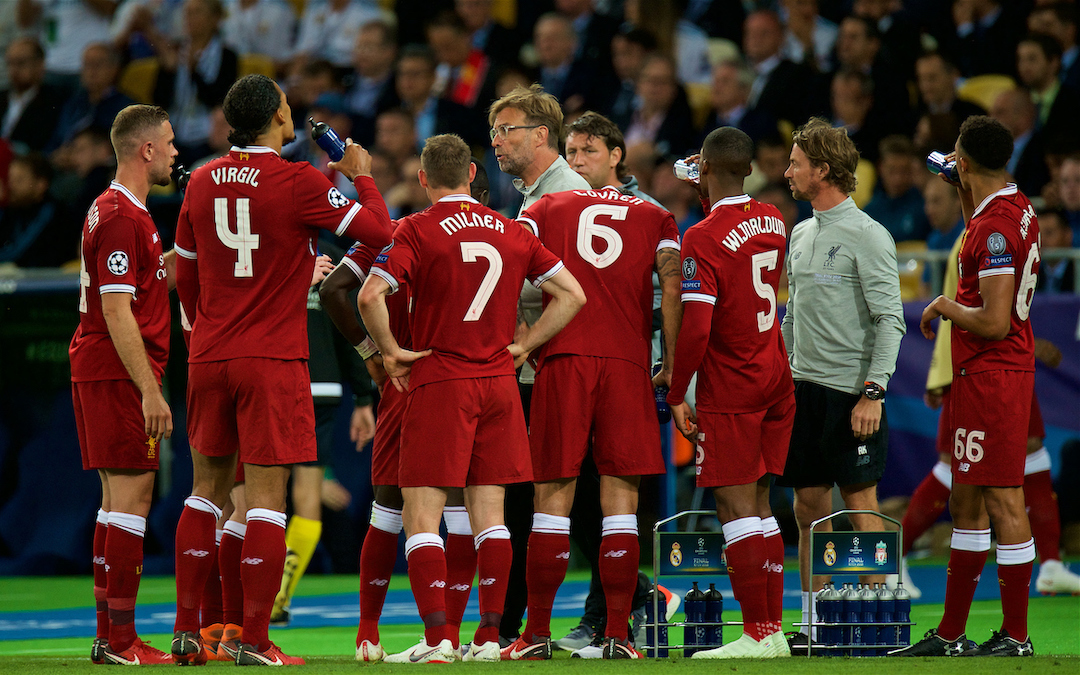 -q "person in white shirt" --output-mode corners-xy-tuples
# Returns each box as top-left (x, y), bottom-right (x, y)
(221, 0), (296, 66)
